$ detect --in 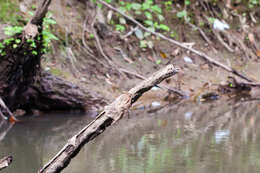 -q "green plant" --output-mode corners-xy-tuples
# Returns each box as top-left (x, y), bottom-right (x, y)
(0, 12), (58, 56)
(115, 24), (125, 32)
(4, 26), (23, 36)
(164, 1), (173, 11)
(176, 10), (190, 23)
(41, 13), (59, 52)
(116, 0), (170, 34)
(249, 0), (260, 8)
